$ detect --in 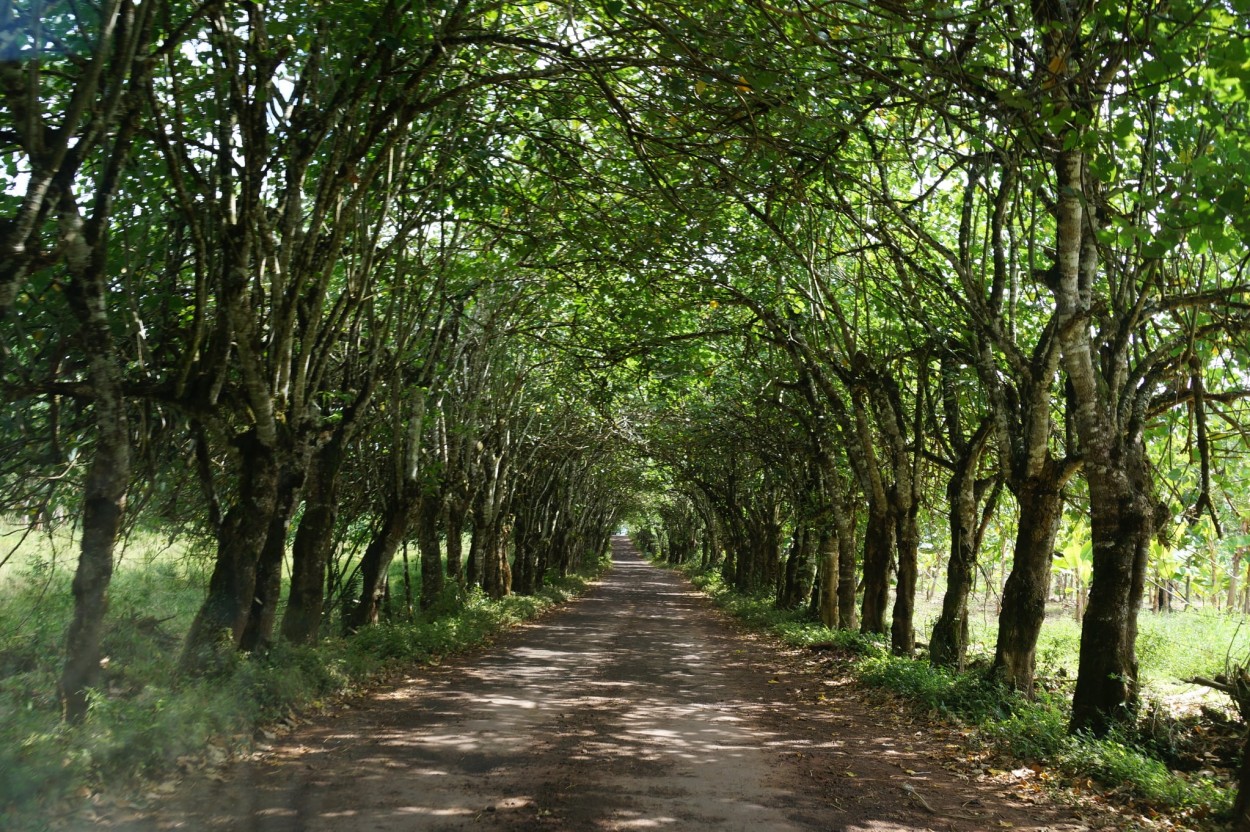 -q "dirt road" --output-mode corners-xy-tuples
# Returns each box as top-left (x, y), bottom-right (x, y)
(105, 538), (1102, 831)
